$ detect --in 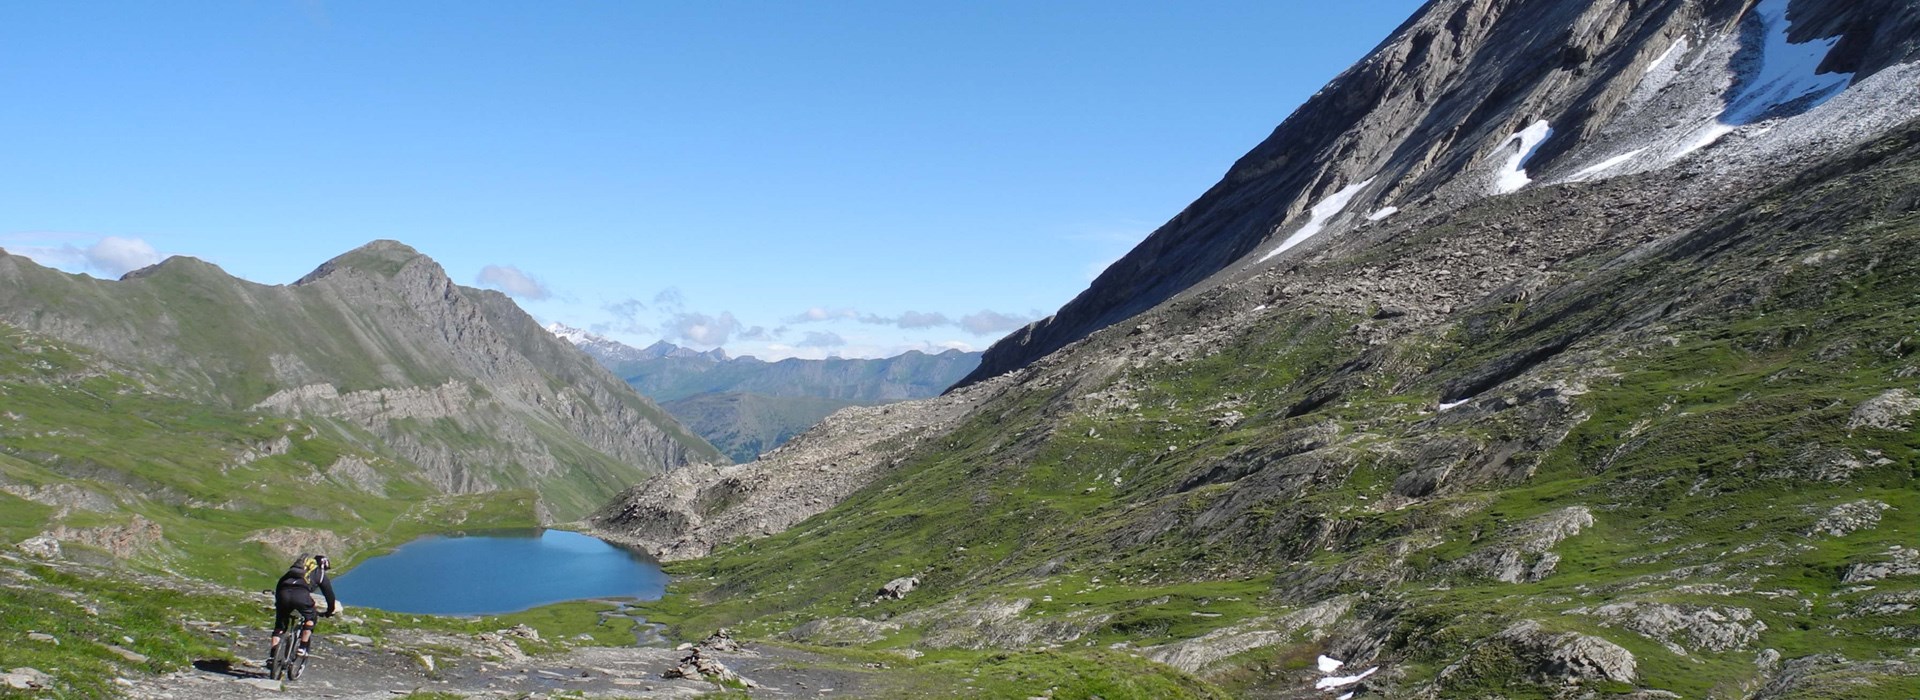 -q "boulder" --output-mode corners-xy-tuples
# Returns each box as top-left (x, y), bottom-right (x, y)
(1472, 620), (1637, 684)
(1847, 389), (1920, 432)
(877, 576), (920, 601)
(3, 667), (53, 690)
(16, 535), (59, 559)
